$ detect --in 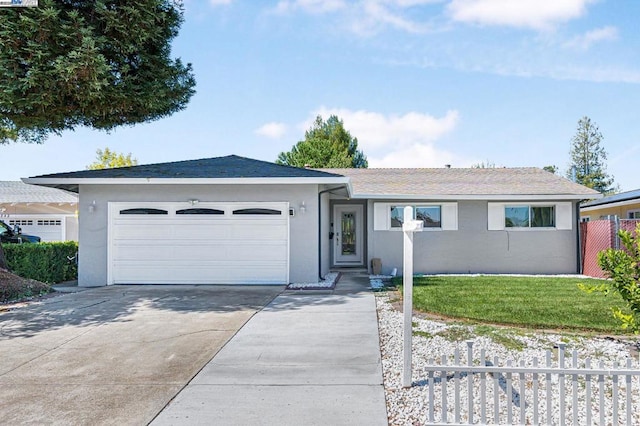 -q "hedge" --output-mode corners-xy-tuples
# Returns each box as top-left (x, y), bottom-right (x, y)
(2, 241), (78, 284)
